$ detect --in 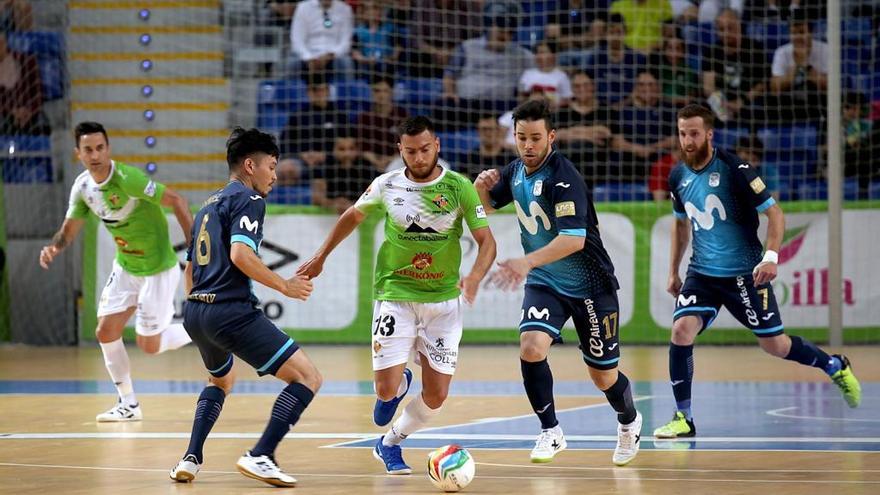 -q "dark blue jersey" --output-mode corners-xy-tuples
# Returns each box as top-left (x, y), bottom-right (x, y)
(669, 148), (776, 277)
(186, 181), (266, 304)
(489, 150), (619, 298)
